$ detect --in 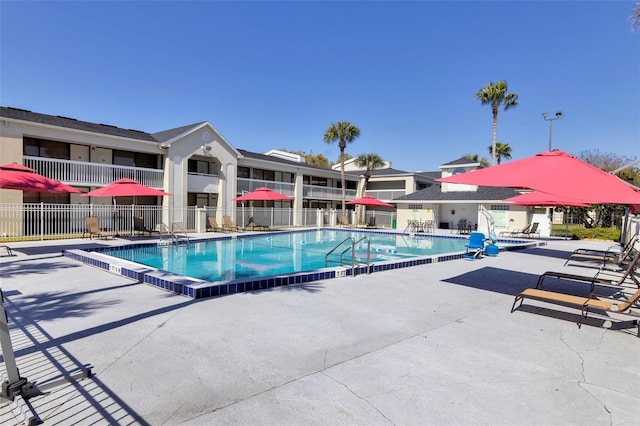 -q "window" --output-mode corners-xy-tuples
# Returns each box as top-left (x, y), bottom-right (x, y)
(490, 204), (510, 211)
(135, 152), (157, 169)
(113, 150), (160, 168)
(408, 204), (423, 209)
(188, 192), (217, 207)
(237, 167), (250, 178)
(113, 150), (135, 167)
(188, 159), (210, 174)
(252, 168), (275, 181)
(23, 190), (70, 204)
(23, 137), (69, 159)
